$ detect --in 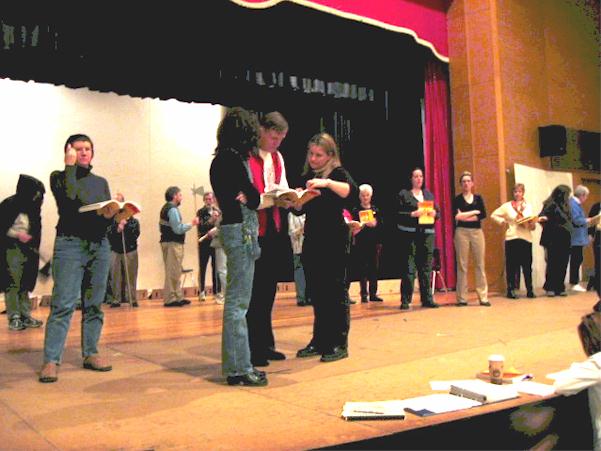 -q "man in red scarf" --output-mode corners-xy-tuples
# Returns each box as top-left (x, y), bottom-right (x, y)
(247, 111), (291, 367)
